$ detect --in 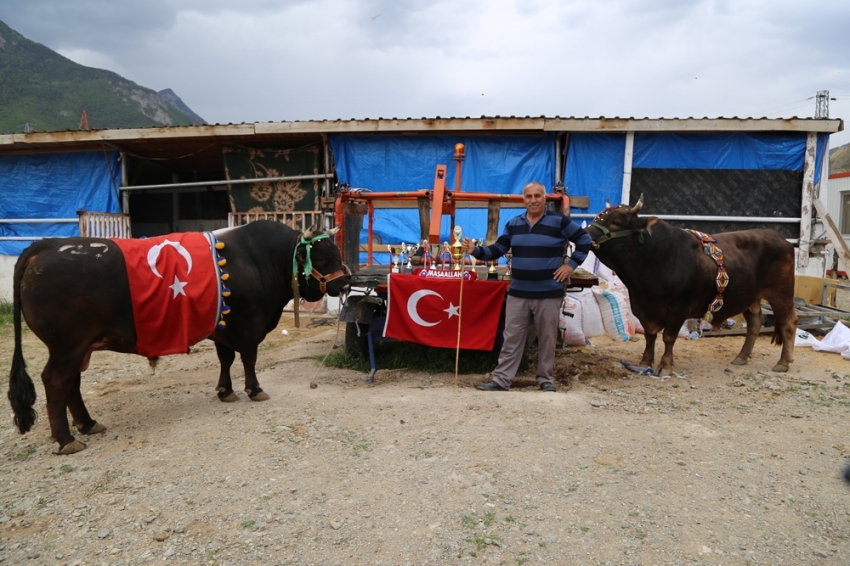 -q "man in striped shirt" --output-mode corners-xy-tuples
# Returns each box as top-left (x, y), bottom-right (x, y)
(461, 181), (592, 392)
